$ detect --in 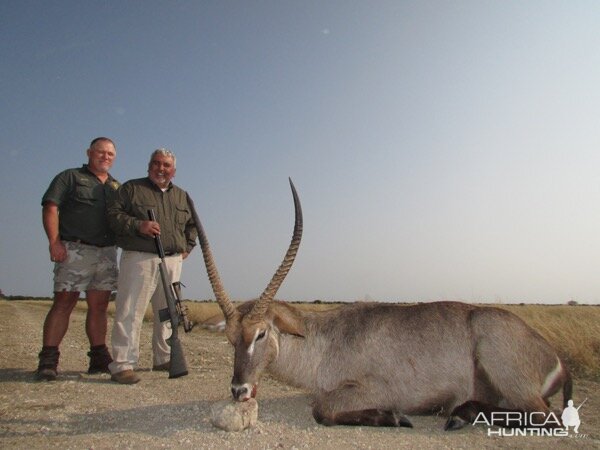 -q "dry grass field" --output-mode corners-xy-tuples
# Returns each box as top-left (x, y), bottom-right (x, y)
(500, 304), (600, 379)
(1, 299), (598, 449)
(0, 300), (600, 450)
(72, 297), (600, 379)
(173, 300), (600, 378)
